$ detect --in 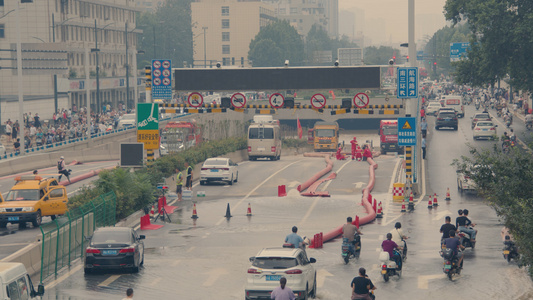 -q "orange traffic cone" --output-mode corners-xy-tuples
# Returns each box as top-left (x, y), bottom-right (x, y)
(408, 191), (415, 210)
(150, 204), (155, 219)
(246, 203), (252, 216)
(428, 195), (433, 208)
(401, 200), (406, 212)
(191, 203), (199, 219)
(376, 201), (383, 218)
(433, 193), (439, 206)
(445, 188), (451, 201)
